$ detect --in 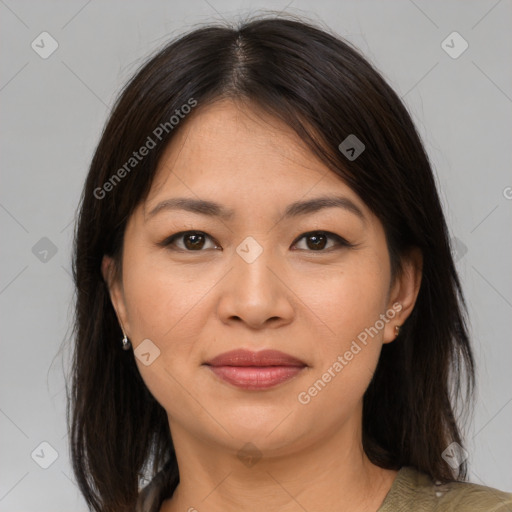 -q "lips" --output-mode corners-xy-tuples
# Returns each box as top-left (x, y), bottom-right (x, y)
(205, 349), (306, 367)
(203, 349), (307, 390)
